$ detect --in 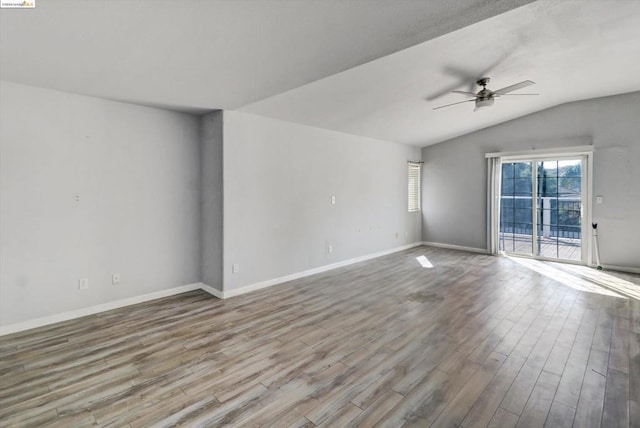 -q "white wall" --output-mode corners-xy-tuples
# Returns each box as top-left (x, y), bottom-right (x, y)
(0, 81), (201, 326)
(421, 92), (640, 269)
(222, 111), (422, 291)
(200, 111), (224, 291)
